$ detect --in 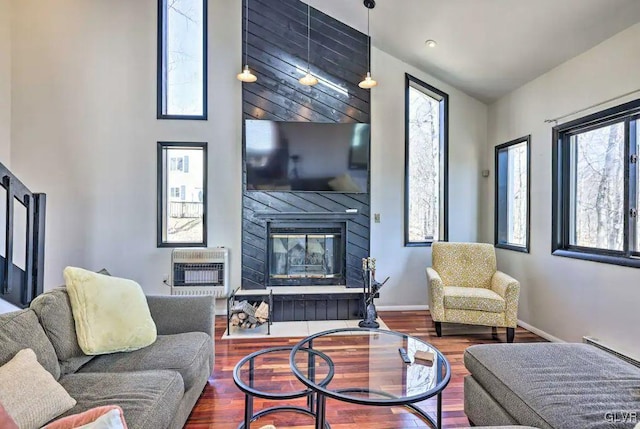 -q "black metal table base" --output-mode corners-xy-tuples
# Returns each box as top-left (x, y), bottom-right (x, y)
(314, 388), (442, 429)
(234, 346), (333, 429)
(238, 401), (331, 429)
